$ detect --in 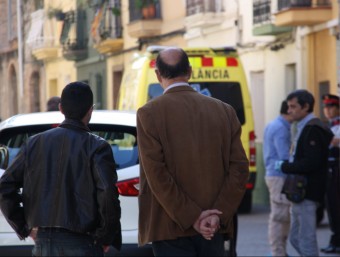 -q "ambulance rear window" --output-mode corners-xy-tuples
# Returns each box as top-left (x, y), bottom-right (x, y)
(147, 82), (245, 125)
